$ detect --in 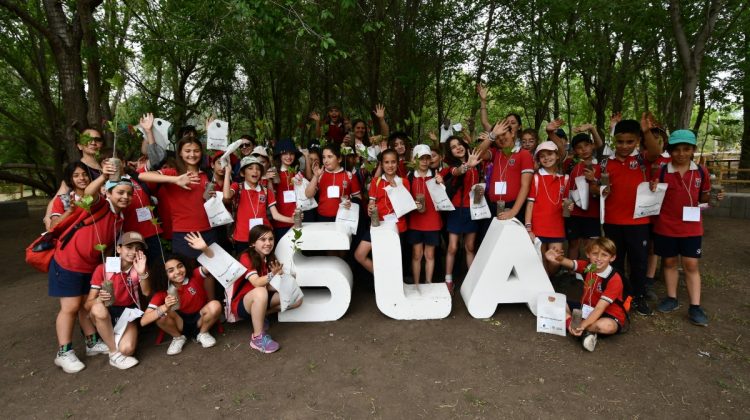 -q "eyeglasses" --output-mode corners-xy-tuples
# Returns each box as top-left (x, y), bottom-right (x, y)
(240, 143), (253, 149)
